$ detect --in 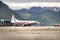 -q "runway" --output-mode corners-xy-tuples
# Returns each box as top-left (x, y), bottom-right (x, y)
(0, 26), (60, 40)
